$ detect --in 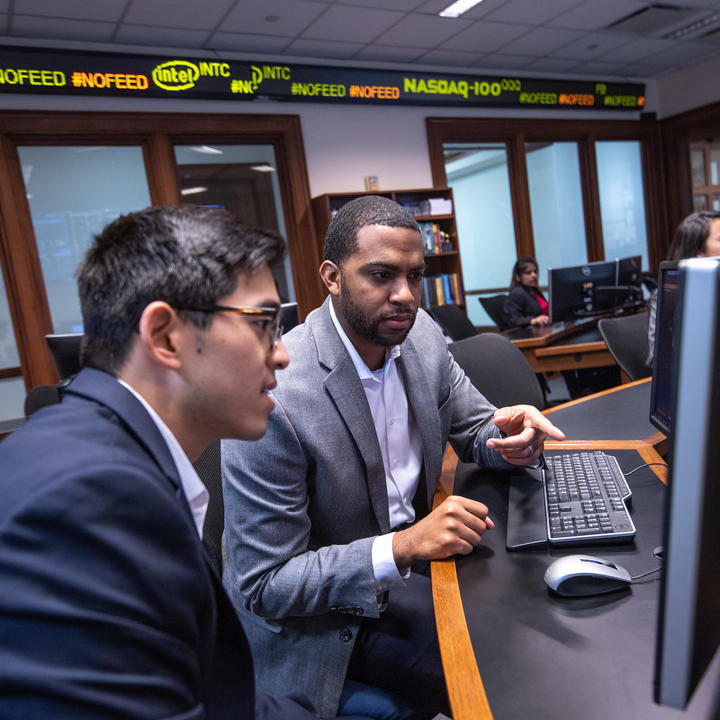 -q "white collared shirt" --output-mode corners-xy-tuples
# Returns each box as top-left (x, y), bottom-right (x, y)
(117, 379), (209, 538)
(329, 301), (422, 590)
